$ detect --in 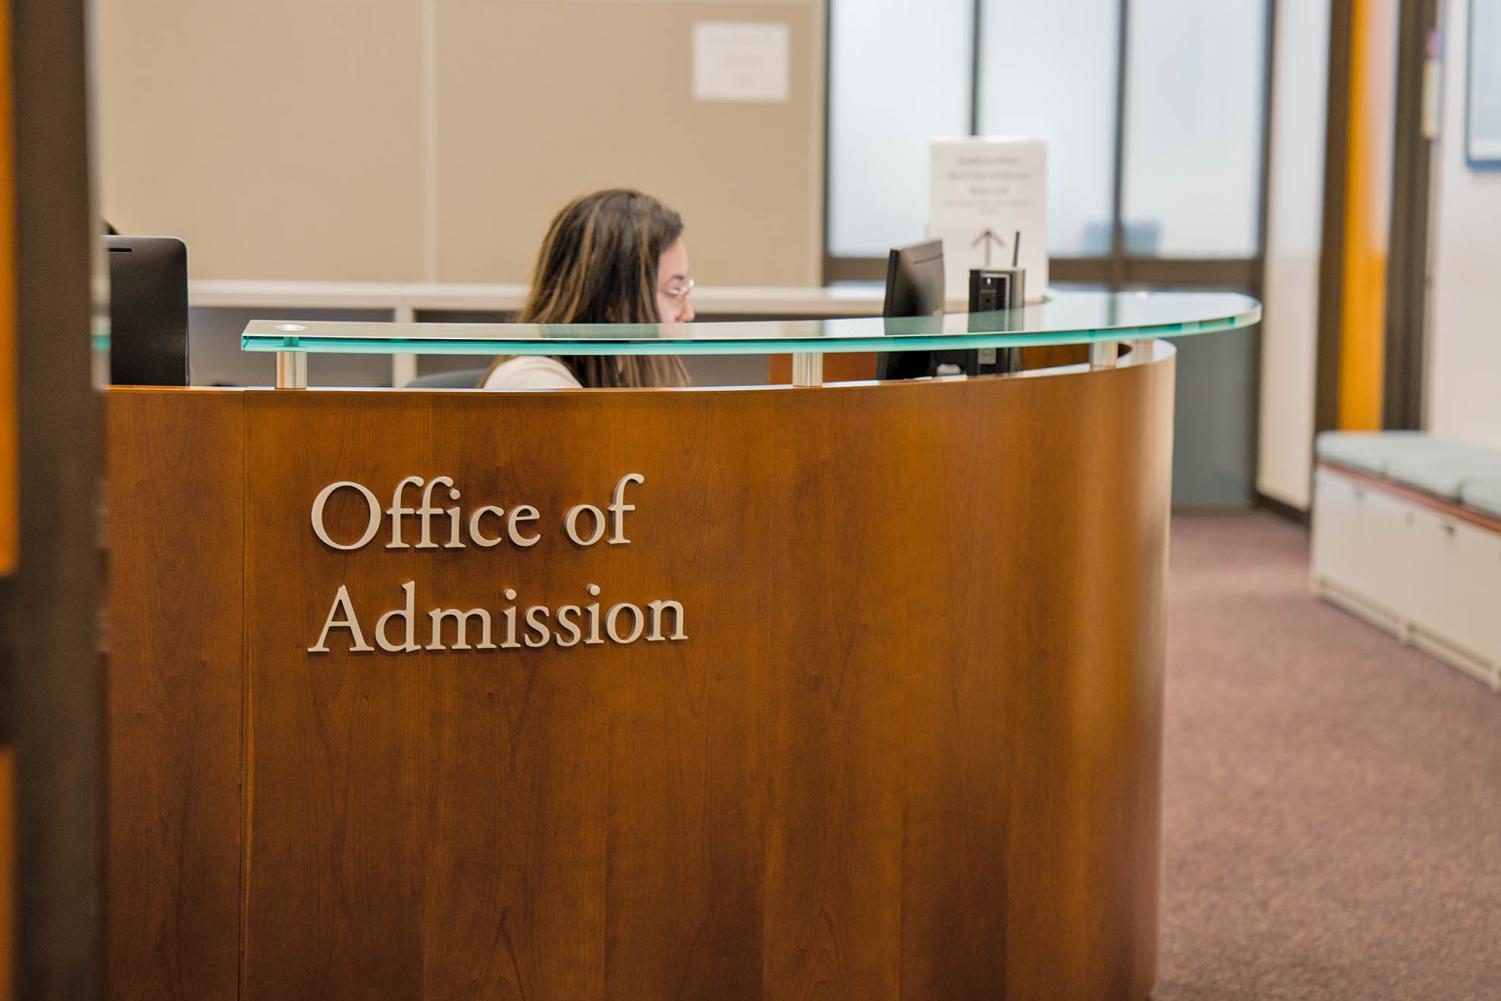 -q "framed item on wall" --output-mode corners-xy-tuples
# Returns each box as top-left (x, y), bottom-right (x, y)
(1468, 0), (1501, 166)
